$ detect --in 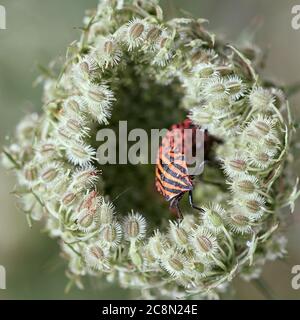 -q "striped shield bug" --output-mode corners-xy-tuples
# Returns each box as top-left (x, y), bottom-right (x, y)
(155, 119), (220, 219)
